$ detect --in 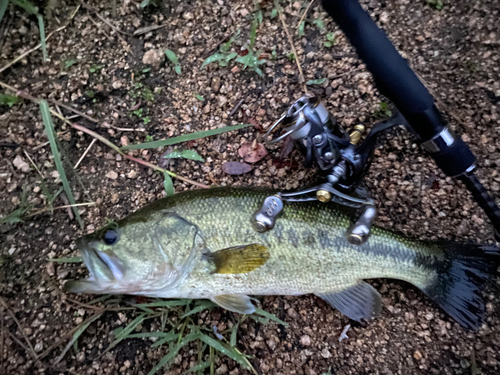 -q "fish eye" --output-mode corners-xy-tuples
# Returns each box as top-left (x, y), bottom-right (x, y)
(103, 229), (119, 245)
